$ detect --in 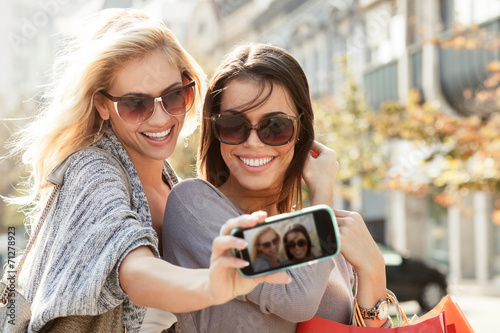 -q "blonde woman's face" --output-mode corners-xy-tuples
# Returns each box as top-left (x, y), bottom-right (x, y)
(257, 230), (280, 259)
(101, 50), (186, 167)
